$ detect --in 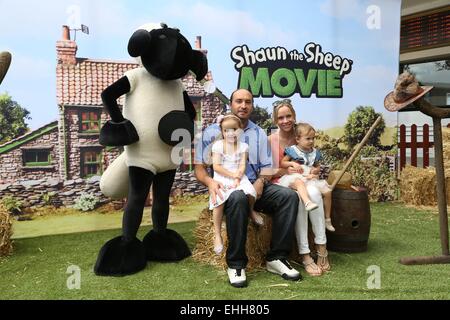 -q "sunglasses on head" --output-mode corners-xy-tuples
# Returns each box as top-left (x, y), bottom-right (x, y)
(272, 99), (292, 108)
